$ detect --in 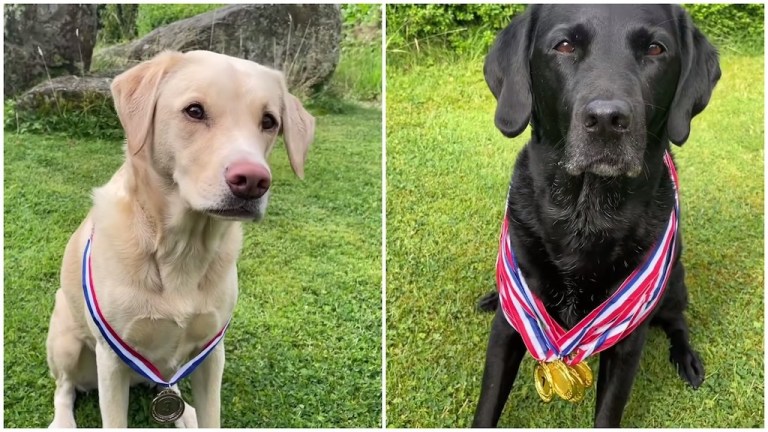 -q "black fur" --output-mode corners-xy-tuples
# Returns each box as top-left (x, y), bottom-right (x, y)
(472, 5), (719, 428)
